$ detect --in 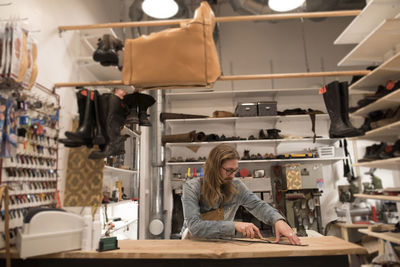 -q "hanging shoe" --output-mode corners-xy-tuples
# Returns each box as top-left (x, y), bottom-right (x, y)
(123, 92), (140, 124)
(339, 81), (364, 136)
(63, 89), (95, 146)
(322, 81), (362, 138)
(93, 34), (123, 66)
(92, 90), (106, 145)
(88, 94), (128, 159)
(138, 93), (156, 126)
